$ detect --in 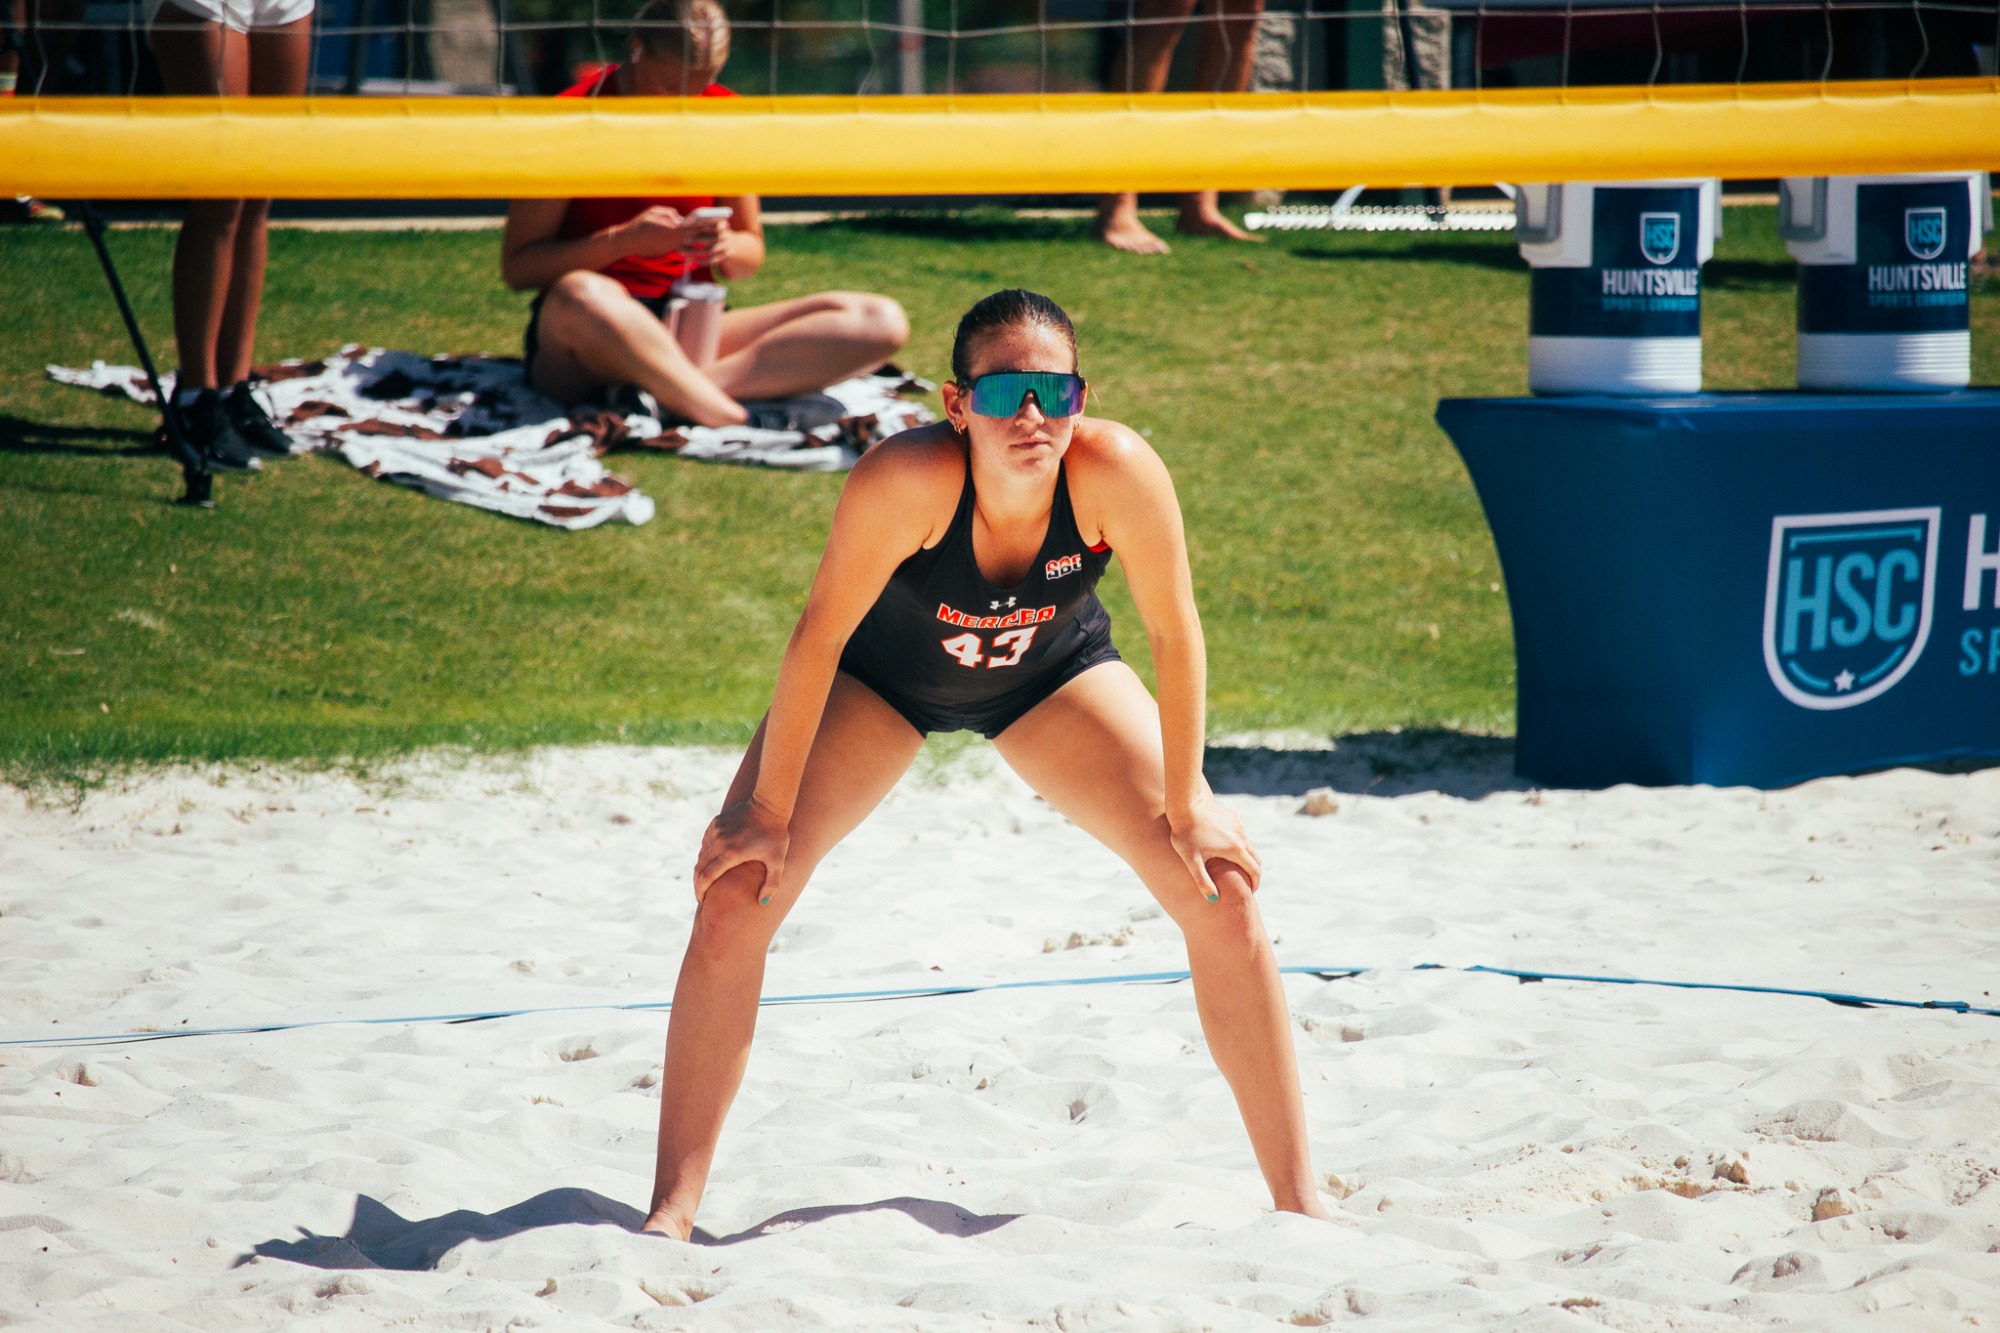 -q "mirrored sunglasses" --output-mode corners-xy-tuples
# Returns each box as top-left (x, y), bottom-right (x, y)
(962, 371), (1086, 418)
